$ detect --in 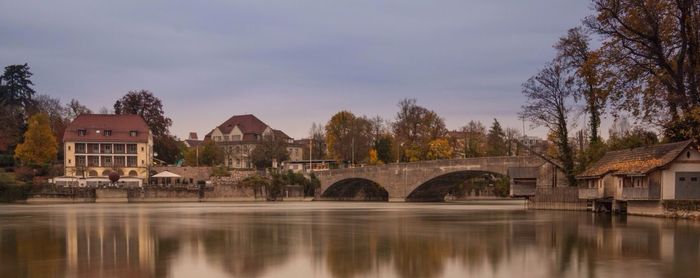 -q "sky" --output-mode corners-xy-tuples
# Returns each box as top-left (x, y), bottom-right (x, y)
(0, 0), (599, 140)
